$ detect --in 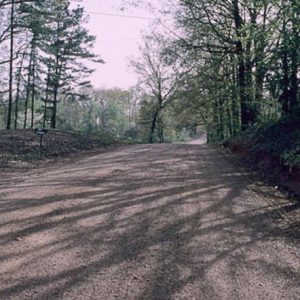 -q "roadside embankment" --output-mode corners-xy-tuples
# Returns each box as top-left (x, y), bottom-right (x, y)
(224, 118), (300, 197)
(0, 129), (118, 168)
